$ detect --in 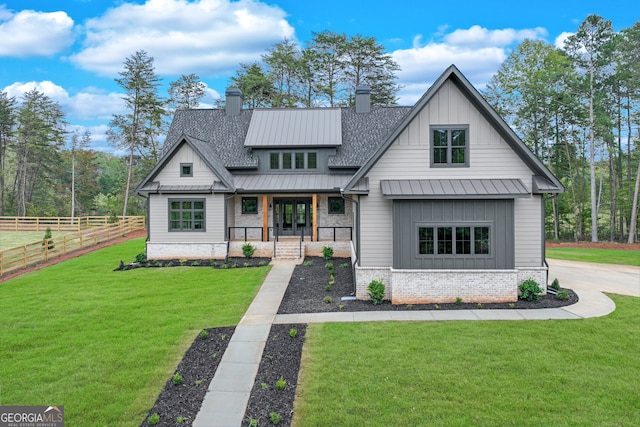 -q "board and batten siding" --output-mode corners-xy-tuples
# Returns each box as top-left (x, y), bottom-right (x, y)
(148, 194), (225, 242)
(154, 143), (219, 185)
(360, 79), (543, 268)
